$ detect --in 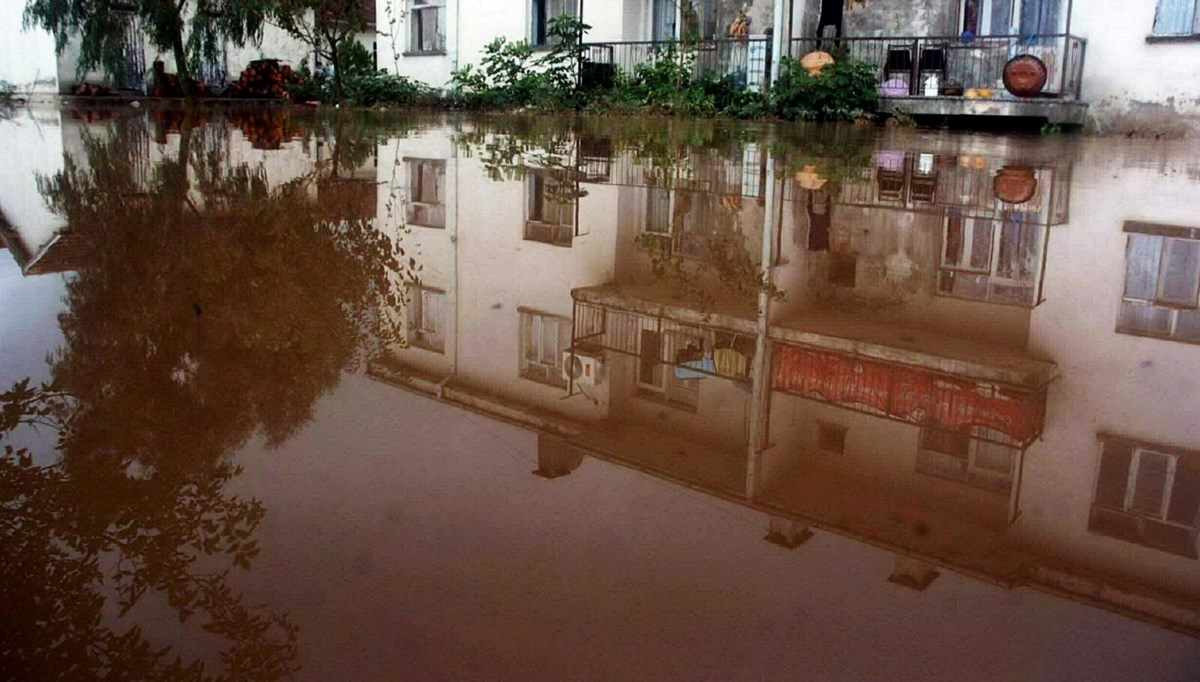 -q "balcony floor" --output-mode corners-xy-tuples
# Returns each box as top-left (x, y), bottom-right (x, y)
(880, 96), (1088, 125)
